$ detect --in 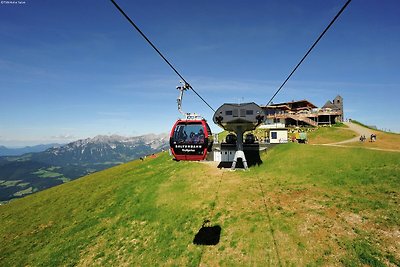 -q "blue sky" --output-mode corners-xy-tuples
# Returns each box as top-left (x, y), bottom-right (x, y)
(0, 0), (399, 146)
